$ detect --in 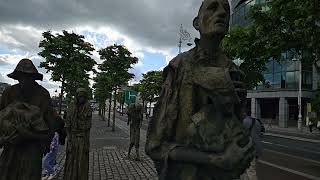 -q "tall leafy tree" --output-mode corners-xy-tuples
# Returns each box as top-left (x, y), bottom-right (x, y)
(139, 70), (163, 117)
(248, 0), (319, 62)
(222, 0), (320, 89)
(131, 82), (148, 115)
(98, 44), (138, 131)
(93, 72), (112, 122)
(116, 90), (125, 115)
(39, 30), (96, 114)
